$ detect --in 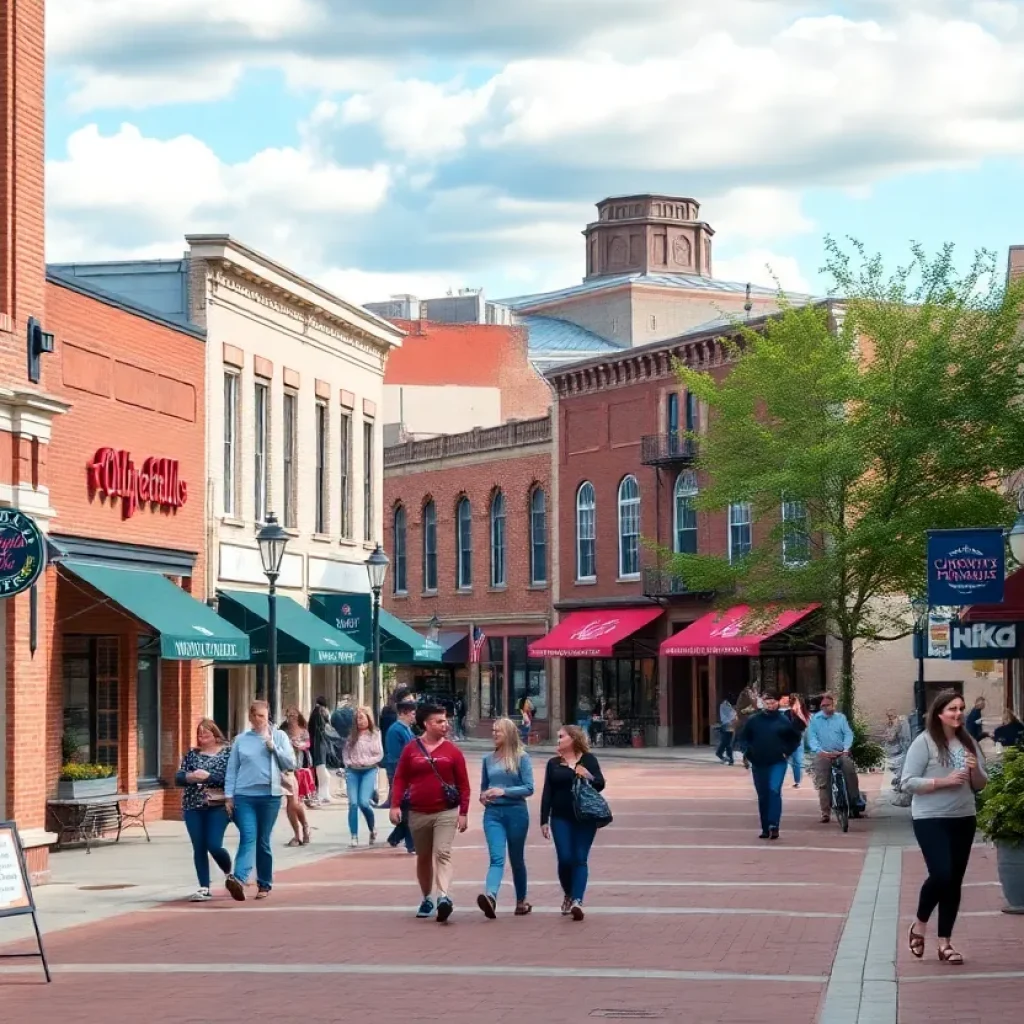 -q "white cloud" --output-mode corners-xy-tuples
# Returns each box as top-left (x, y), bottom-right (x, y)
(715, 250), (812, 294)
